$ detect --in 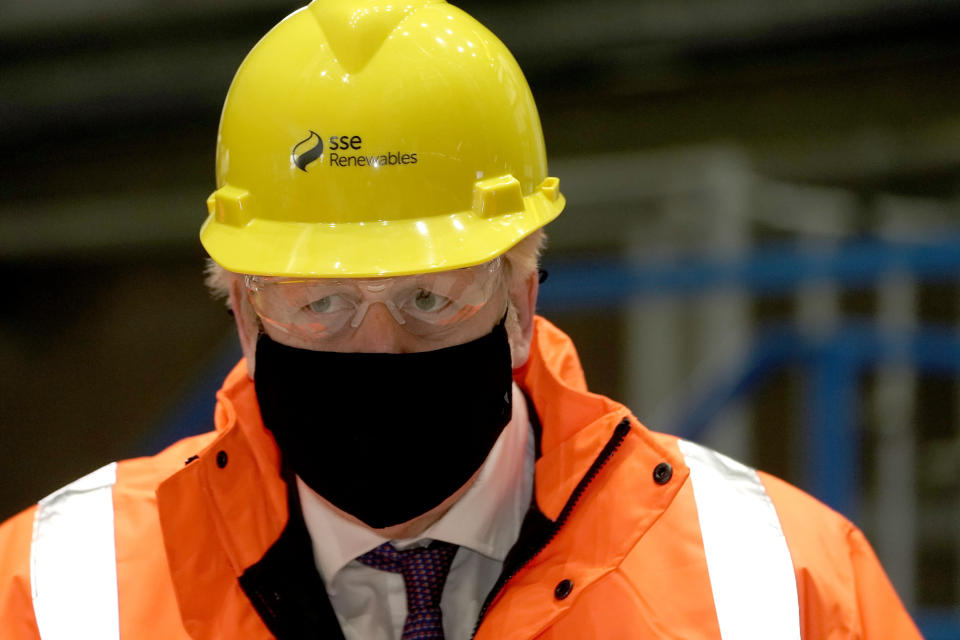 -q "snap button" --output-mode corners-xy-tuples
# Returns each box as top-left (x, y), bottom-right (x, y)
(653, 462), (673, 485)
(216, 450), (229, 469)
(554, 579), (574, 600)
